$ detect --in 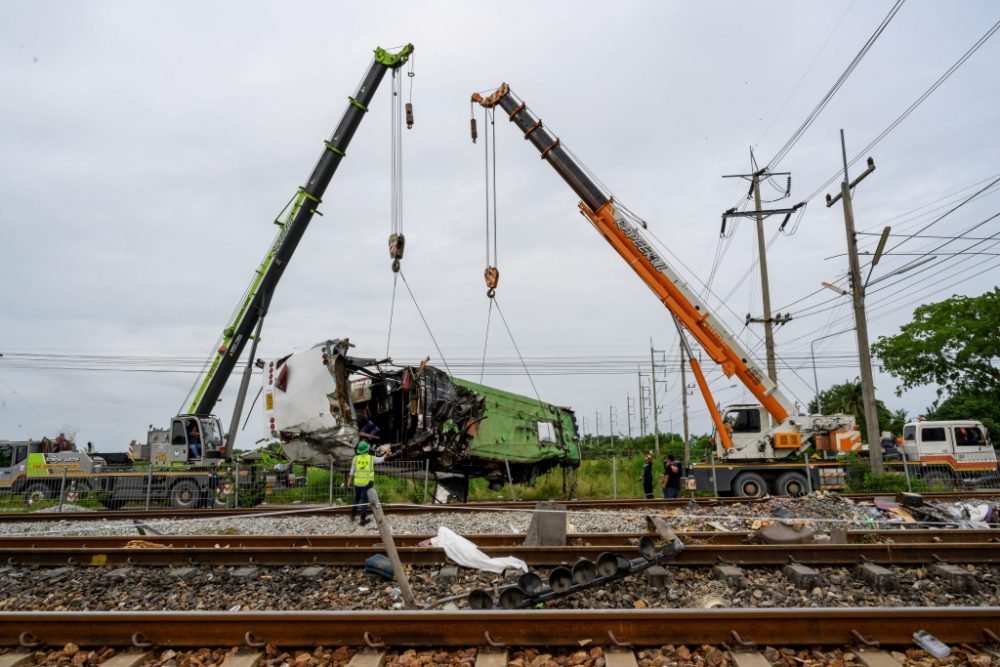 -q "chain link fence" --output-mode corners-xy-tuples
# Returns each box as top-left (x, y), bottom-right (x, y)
(0, 460), (433, 512)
